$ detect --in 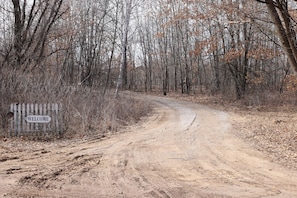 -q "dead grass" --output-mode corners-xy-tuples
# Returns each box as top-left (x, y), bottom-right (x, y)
(0, 69), (152, 140)
(64, 90), (152, 139)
